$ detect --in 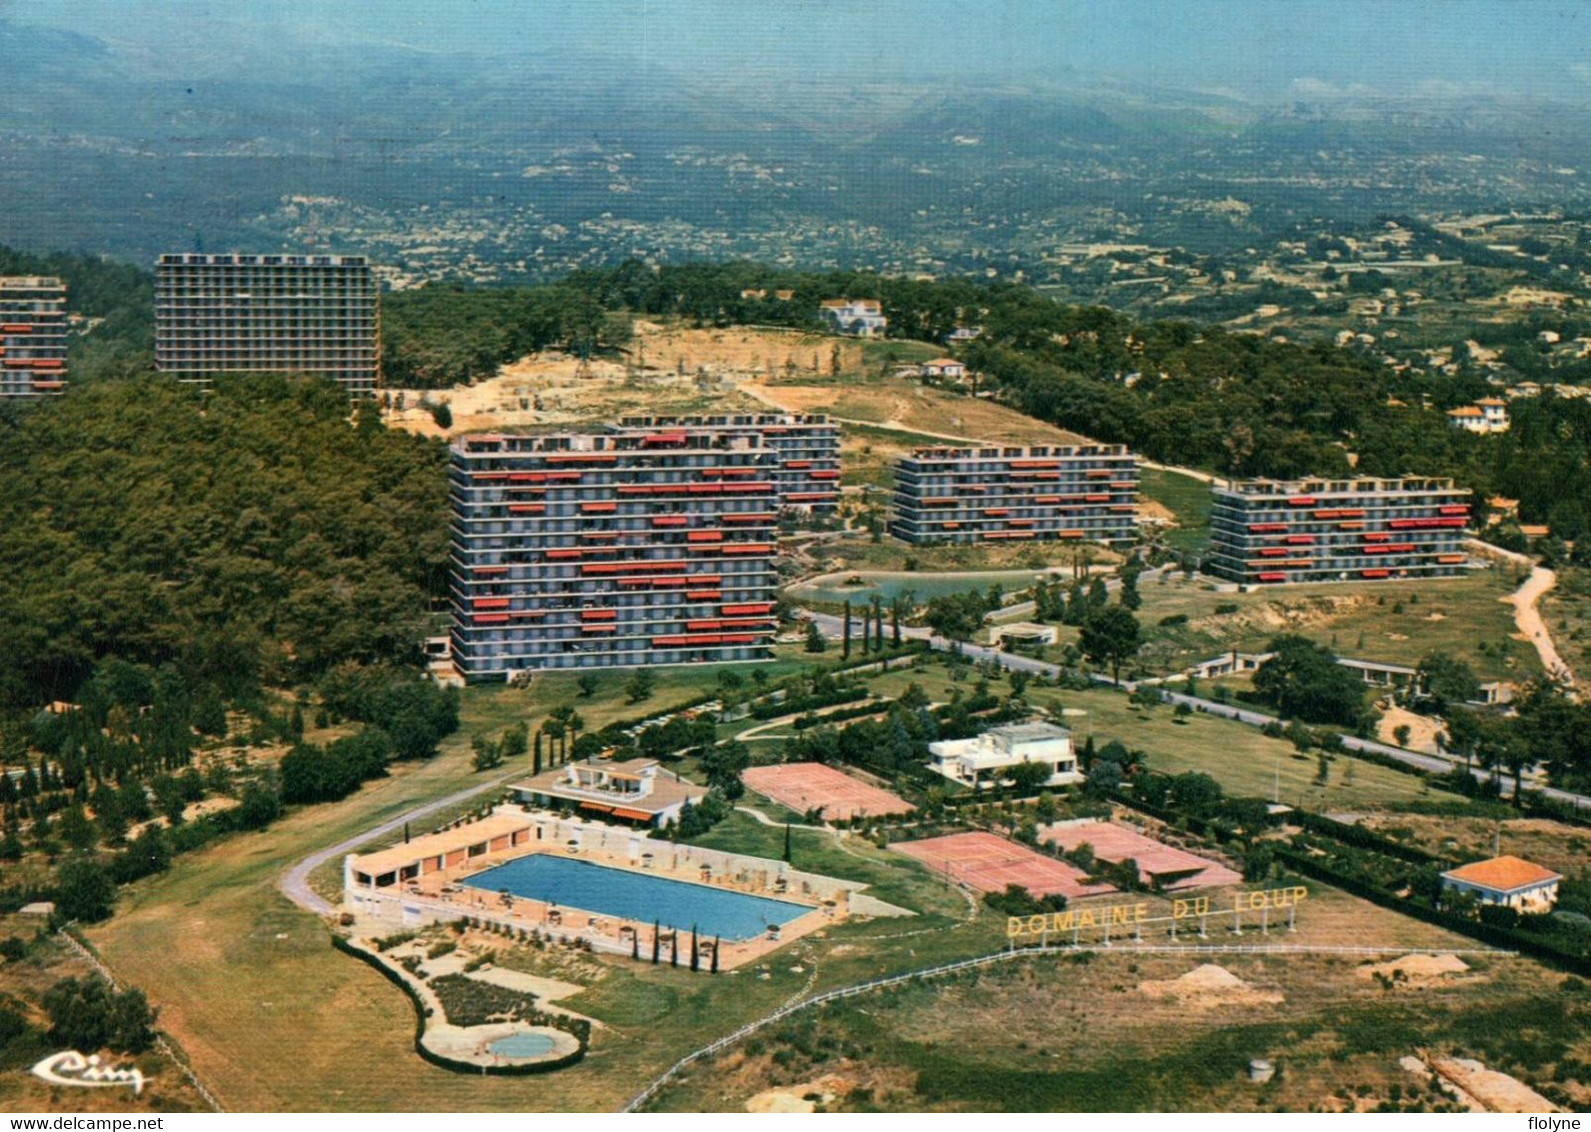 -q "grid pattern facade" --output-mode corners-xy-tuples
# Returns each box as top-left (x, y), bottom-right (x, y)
(450, 430), (780, 680)
(1205, 476), (1472, 586)
(155, 253), (379, 394)
(0, 277), (68, 397)
(617, 413), (841, 513)
(890, 444), (1139, 545)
